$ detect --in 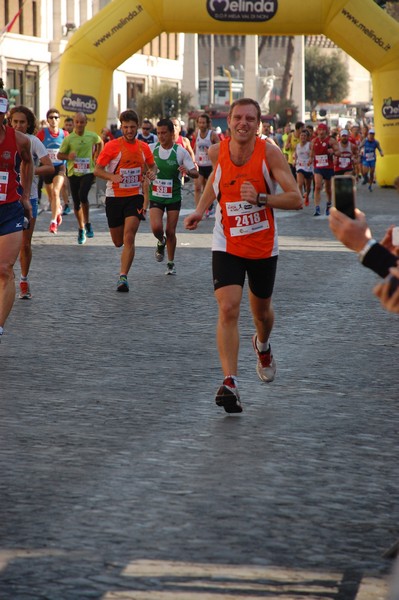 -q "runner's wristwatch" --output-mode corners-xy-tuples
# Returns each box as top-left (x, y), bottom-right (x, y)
(257, 193), (268, 206)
